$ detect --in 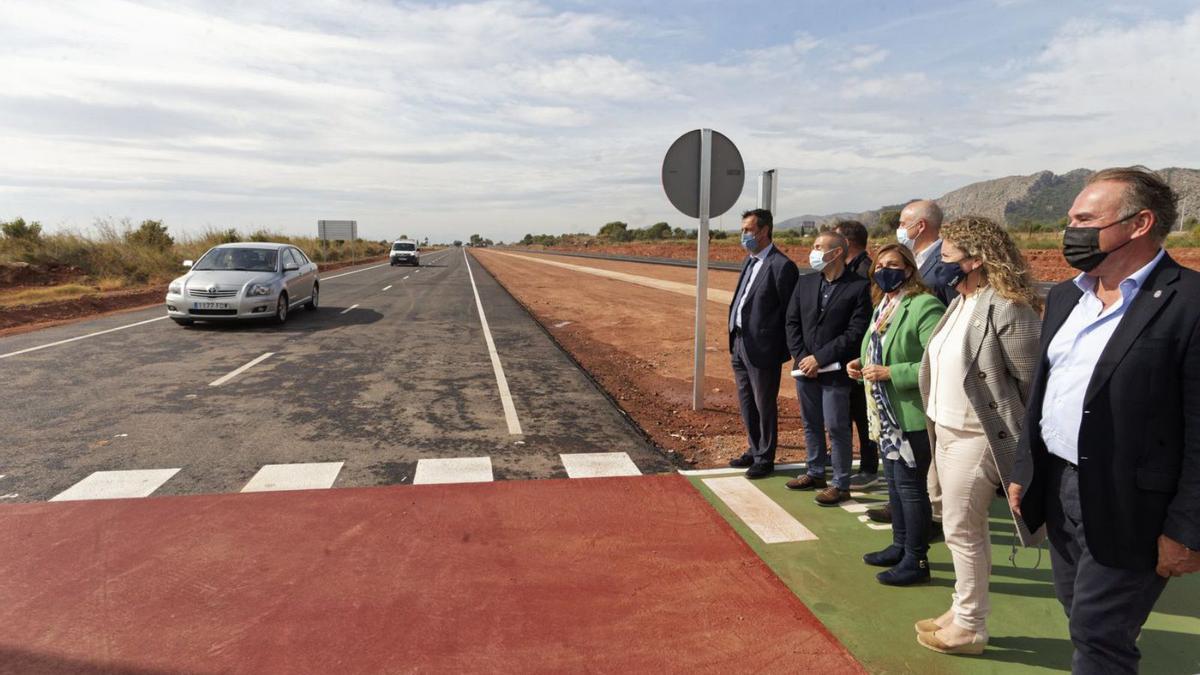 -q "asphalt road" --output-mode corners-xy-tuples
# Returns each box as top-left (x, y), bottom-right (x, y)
(0, 248), (671, 503)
